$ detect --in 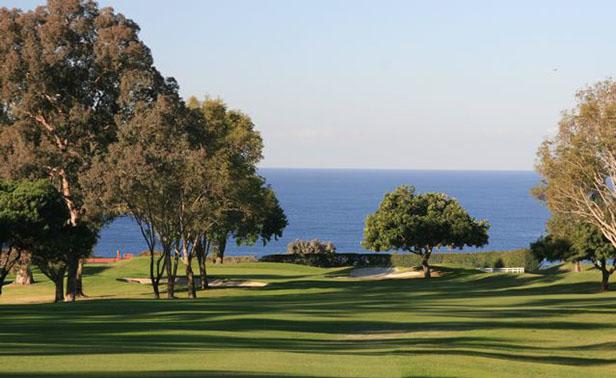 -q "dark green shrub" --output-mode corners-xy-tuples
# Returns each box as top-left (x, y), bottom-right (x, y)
(493, 258), (505, 268)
